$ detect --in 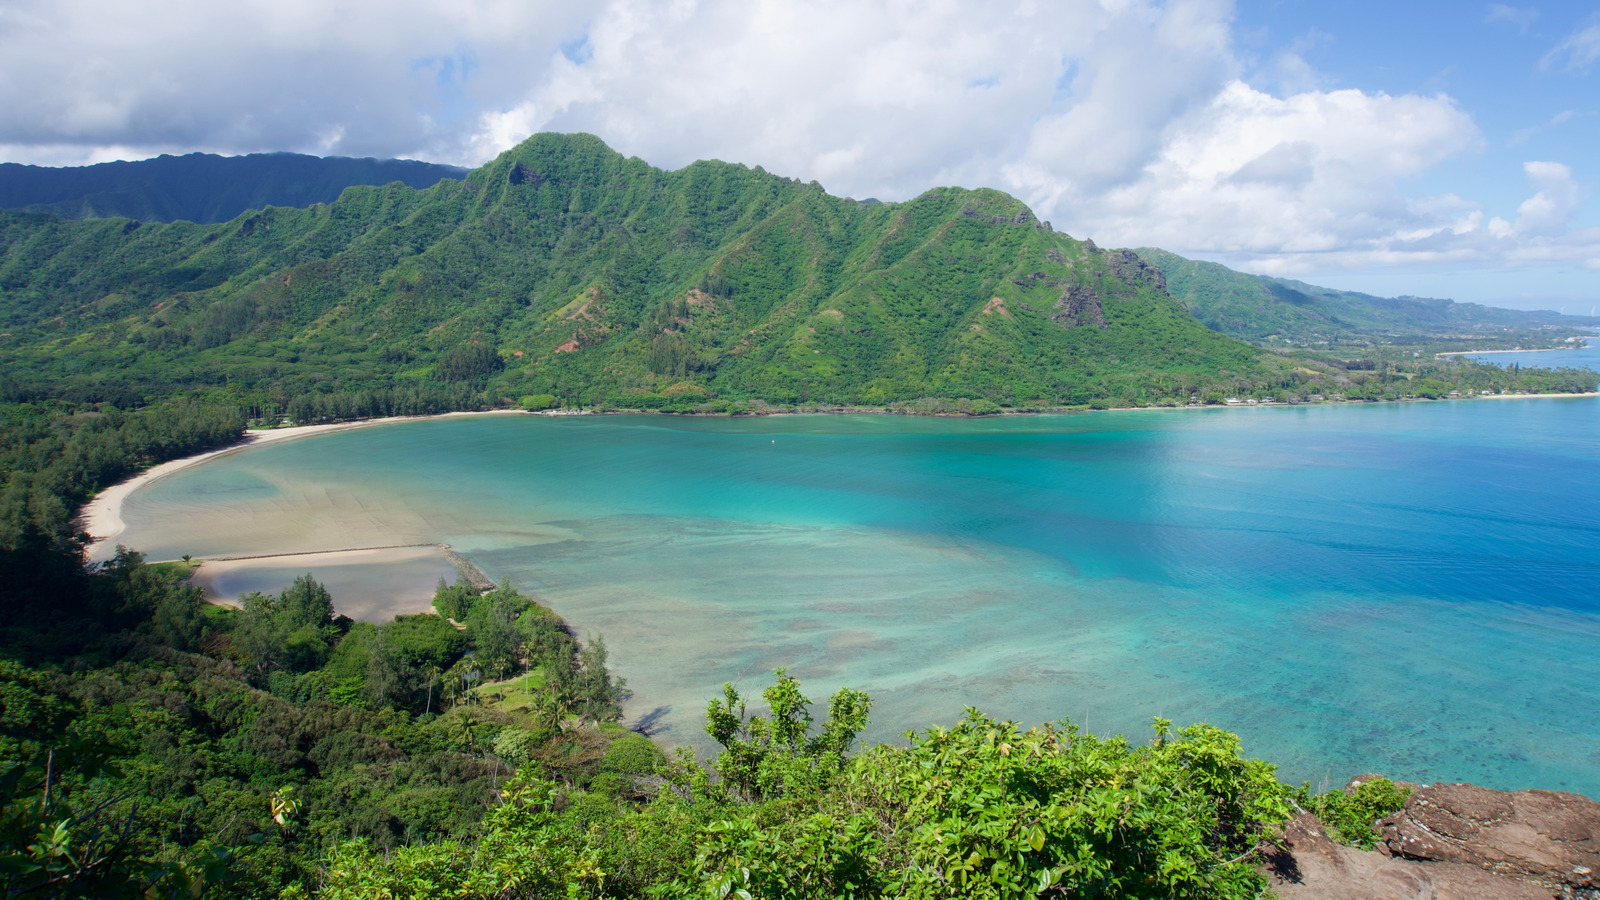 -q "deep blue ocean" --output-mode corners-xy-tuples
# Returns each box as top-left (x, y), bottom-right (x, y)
(117, 394), (1600, 795)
